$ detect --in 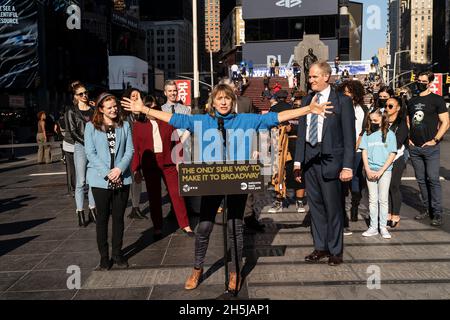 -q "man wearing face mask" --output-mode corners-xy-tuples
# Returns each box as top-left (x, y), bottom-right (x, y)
(407, 71), (450, 227)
